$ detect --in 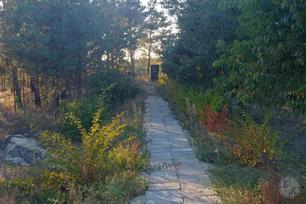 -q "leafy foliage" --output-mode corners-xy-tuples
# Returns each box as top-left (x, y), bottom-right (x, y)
(41, 112), (128, 185)
(159, 77), (226, 120)
(86, 71), (139, 104)
(160, 77), (281, 168)
(220, 115), (282, 167)
(162, 0), (237, 86)
(57, 70), (140, 141)
(2, 0), (90, 78)
(160, 0), (305, 202)
(58, 97), (106, 141)
(162, 0), (306, 112)
(0, 109), (147, 203)
(202, 106), (228, 133)
(159, 74), (286, 203)
(0, 0), (146, 110)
